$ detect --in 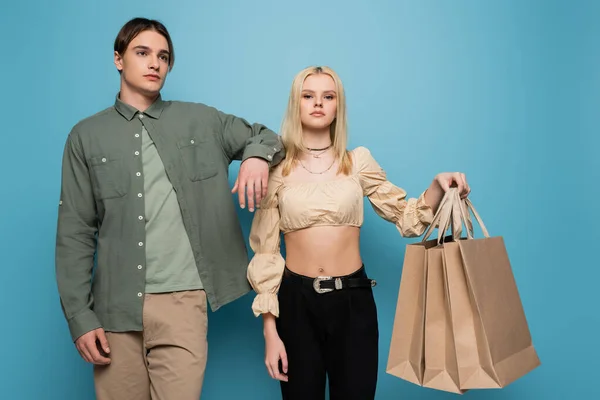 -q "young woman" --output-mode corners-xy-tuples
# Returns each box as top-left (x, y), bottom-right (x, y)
(247, 66), (470, 400)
